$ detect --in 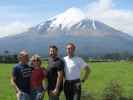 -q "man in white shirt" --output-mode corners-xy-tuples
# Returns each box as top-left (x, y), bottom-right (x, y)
(63, 43), (91, 100)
